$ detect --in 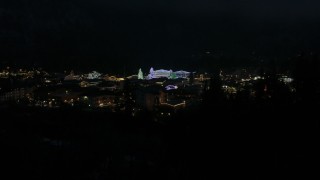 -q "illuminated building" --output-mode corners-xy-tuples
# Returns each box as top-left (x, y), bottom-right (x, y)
(175, 71), (191, 78)
(147, 68), (172, 79)
(279, 76), (293, 84)
(165, 85), (178, 90)
(65, 70), (81, 81)
(87, 71), (101, 79)
(158, 100), (186, 113)
(0, 88), (34, 102)
(147, 67), (190, 79)
(79, 80), (101, 87)
(104, 75), (124, 82)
